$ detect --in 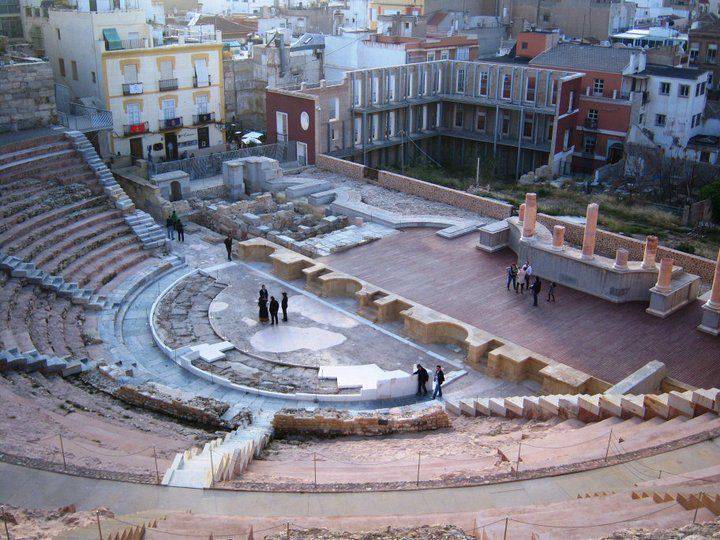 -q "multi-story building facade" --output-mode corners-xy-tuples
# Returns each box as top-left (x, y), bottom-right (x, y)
(266, 60), (583, 179)
(689, 14), (720, 92)
(102, 41), (225, 160)
(0, 0), (22, 39)
(530, 43), (647, 172)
